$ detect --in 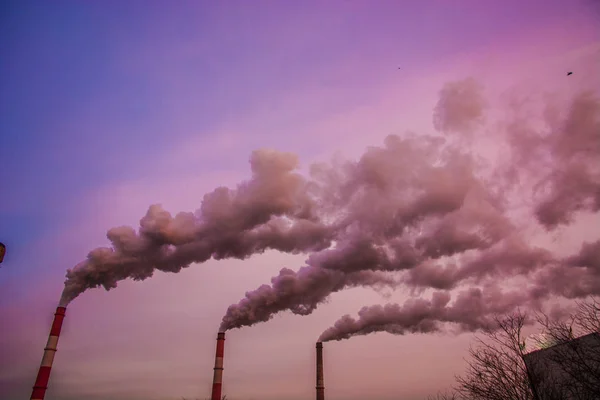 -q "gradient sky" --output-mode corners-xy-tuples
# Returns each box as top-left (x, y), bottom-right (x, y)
(1, 1), (599, 399)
